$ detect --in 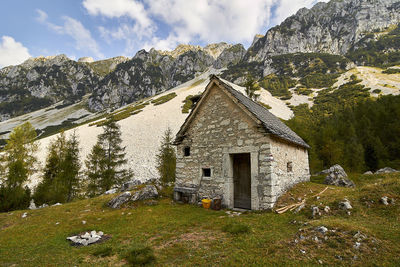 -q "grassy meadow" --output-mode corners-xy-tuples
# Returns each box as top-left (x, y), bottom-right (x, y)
(0, 173), (399, 266)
